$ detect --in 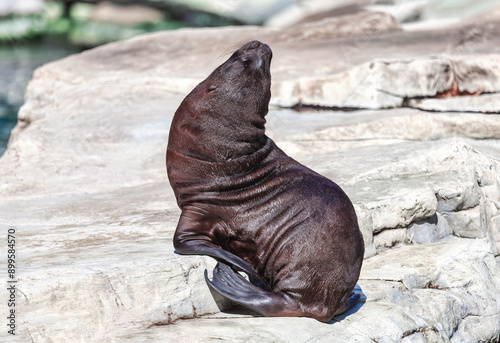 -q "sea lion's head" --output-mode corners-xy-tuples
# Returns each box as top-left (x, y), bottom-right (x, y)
(169, 41), (273, 162)
(188, 40), (273, 123)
